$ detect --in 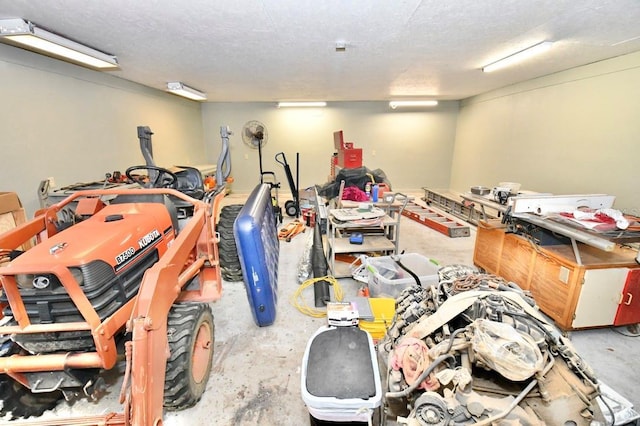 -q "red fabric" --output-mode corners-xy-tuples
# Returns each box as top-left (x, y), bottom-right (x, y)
(558, 211), (617, 231)
(342, 185), (369, 202)
(559, 211), (615, 224)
